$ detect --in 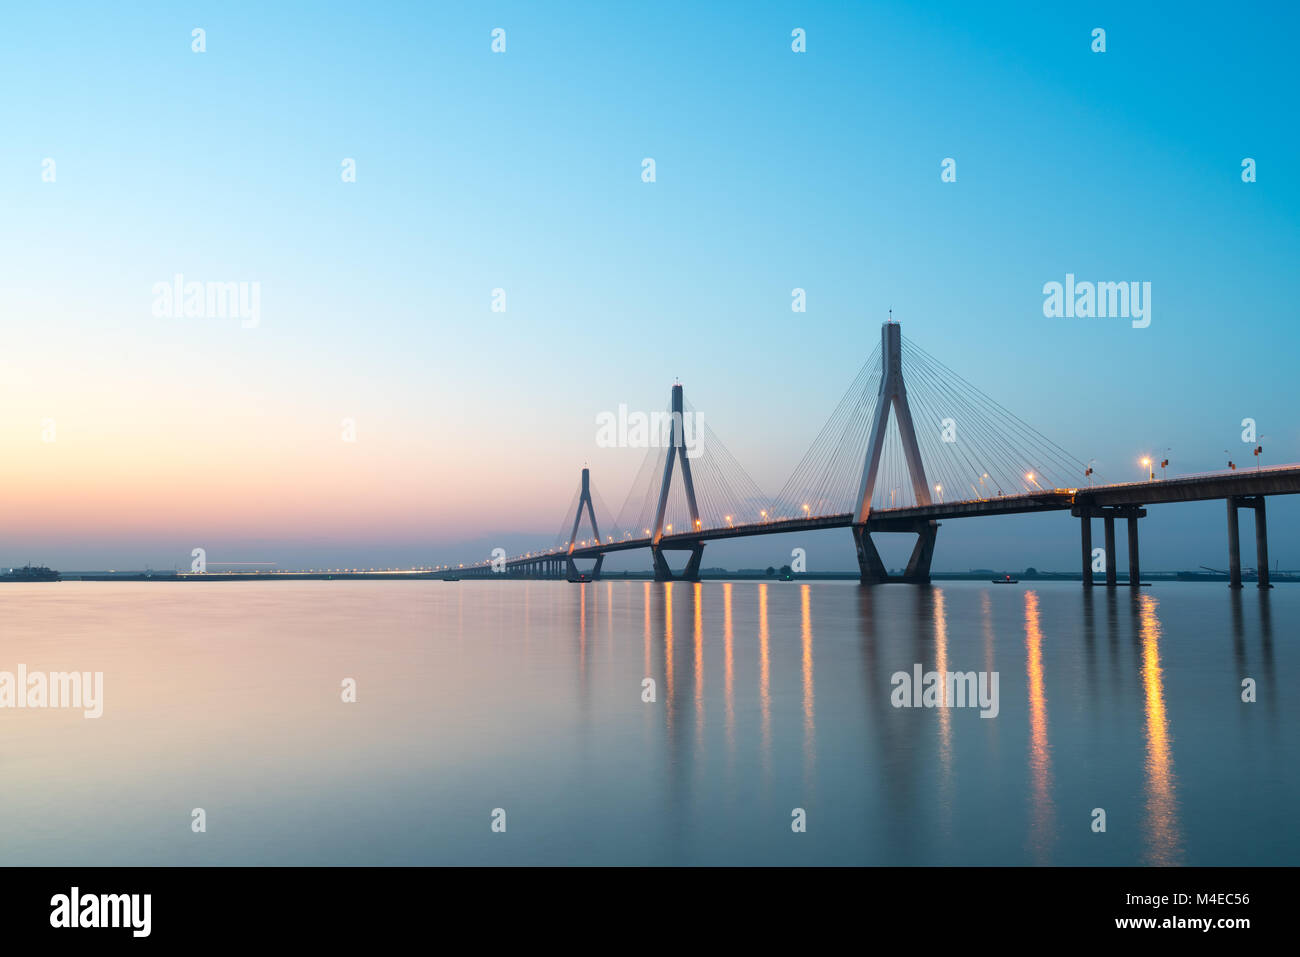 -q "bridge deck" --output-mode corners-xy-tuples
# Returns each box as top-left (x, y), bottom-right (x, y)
(483, 464), (1300, 571)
